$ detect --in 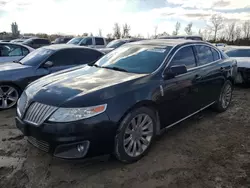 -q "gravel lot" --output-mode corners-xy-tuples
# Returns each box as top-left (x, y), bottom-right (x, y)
(1, 87), (250, 188)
